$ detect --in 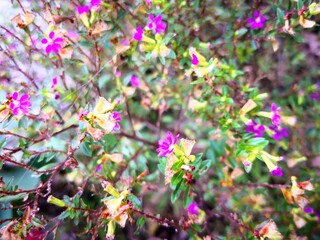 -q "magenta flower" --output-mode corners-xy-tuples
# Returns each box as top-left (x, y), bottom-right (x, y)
(54, 93), (60, 100)
(130, 75), (140, 88)
(269, 125), (288, 141)
(270, 166), (283, 177)
(112, 111), (121, 131)
(147, 14), (167, 34)
(41, 31), (64, 54)
(304, 206), (314, 214)
(133, 27), (144, 41)
(246, 120), (265, 138)
(96, 164), (102, 172)
(191, 54), (199, 65)
(146, 0), (152, 6)
(9, 92), (32, 115)
(51, 77), (58, 89)
(156, 131), (179, 157)
(77, 5), (89, 14)
(187, 202), (199, 215)
(90, 0), (101, 9)
(310, 92), (320, 100)
(271, 103), (281, 127)
(247, 11), (267, 29)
